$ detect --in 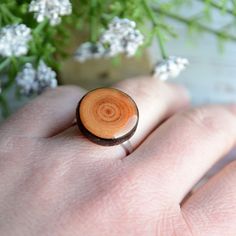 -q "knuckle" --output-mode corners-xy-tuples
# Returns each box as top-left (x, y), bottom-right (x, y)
(180, 107), (219, 132)
(55, 85), (85, 93)
(179, 106), (236, 138)
(115, 77), (189, 111)
(10, 85), (86, 127)
(42, 85), (86, 99)
(115, 77), (160, 99)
